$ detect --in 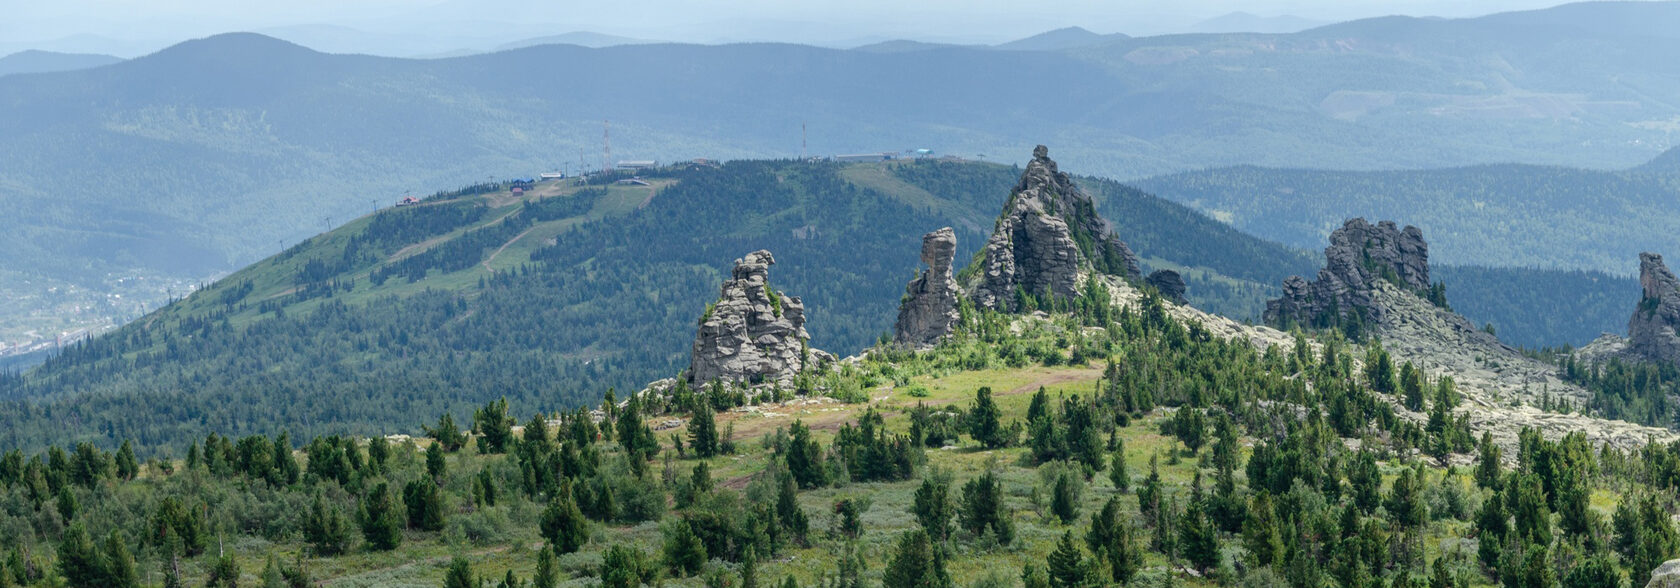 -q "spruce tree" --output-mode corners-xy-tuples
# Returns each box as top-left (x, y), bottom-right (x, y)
(206, 554), (238, 588)
(1108, 512), (1143, 585)
(533, 546), (560, 588)
(540, 485), (589, 555)
(1046, 532), (1087, 588)
(968, 387), (1006, 448)
(114, 441), (138, 481)
(1178, 472), (1221, 572)
(1108, 442), (1129, 493)
(912, 474), (953, 542)
(475, 397), (514, 454)
(662, 519), (706, 577)
(883, 530), (950, 588)
(689, 402), (719, 458)
(403, 479), (447, 532)
(786, 421), (826, 489)
(776, 470), (811, 544)
(1137, 454), (1163, 518)
(305, 493), (353, 556)
(1386, 468), (1427, 528)
(427, 442), (447, 481)
(444, 556), (477, 588)
(359, 482), (404, 551)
